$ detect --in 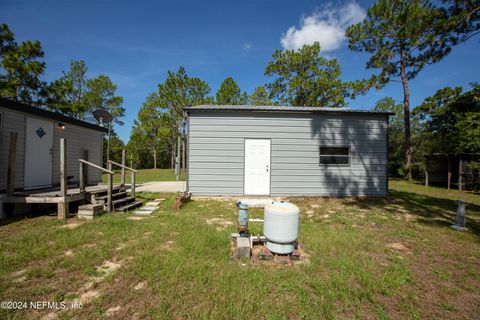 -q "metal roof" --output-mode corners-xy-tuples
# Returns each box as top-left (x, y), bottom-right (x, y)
(0, 98), (109, 133)
(184, 105), (394, 116)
